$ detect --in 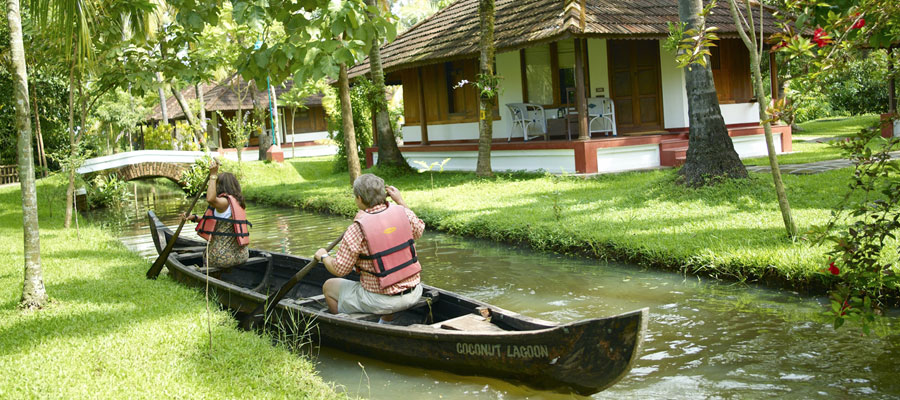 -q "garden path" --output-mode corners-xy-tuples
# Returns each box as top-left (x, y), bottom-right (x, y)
(745, 151), (900, 174)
